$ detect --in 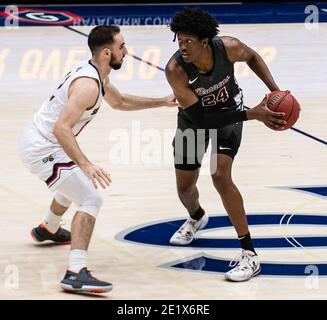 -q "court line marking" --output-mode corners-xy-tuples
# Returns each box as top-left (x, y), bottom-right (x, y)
(279, 203), (327, 265)
(0, 181), (211, 299)
(64, 25), (327, 146)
